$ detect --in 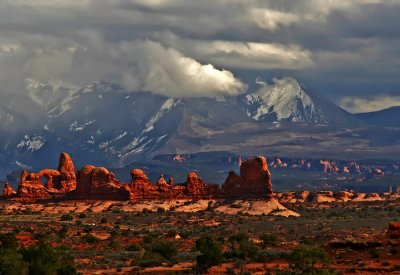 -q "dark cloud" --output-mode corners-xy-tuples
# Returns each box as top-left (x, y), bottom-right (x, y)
(0, 0), (399, 111)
